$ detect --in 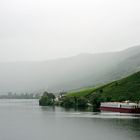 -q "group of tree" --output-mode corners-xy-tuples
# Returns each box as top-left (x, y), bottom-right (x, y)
(59, 96), (88, 108)
(39, 91), (55, 106)
(39, 91), (90, 109)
